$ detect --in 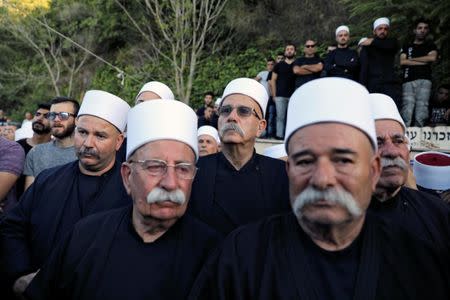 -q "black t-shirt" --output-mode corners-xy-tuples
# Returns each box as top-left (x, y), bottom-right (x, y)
(17, 138), (33, 155)
(401, 40), (437, 82)
(293, 56), (323, 88)
(272, 61), (295, 97)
